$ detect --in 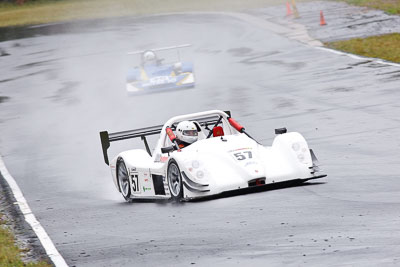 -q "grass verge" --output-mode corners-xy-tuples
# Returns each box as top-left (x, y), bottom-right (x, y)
(0, 0), (398, 28)
(0, 1), (399, 61)
(342, 0), (400, 15)
(0, 0), (285, 27)
(0, 213), (51, 267)
(325, 33), (400, 63)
